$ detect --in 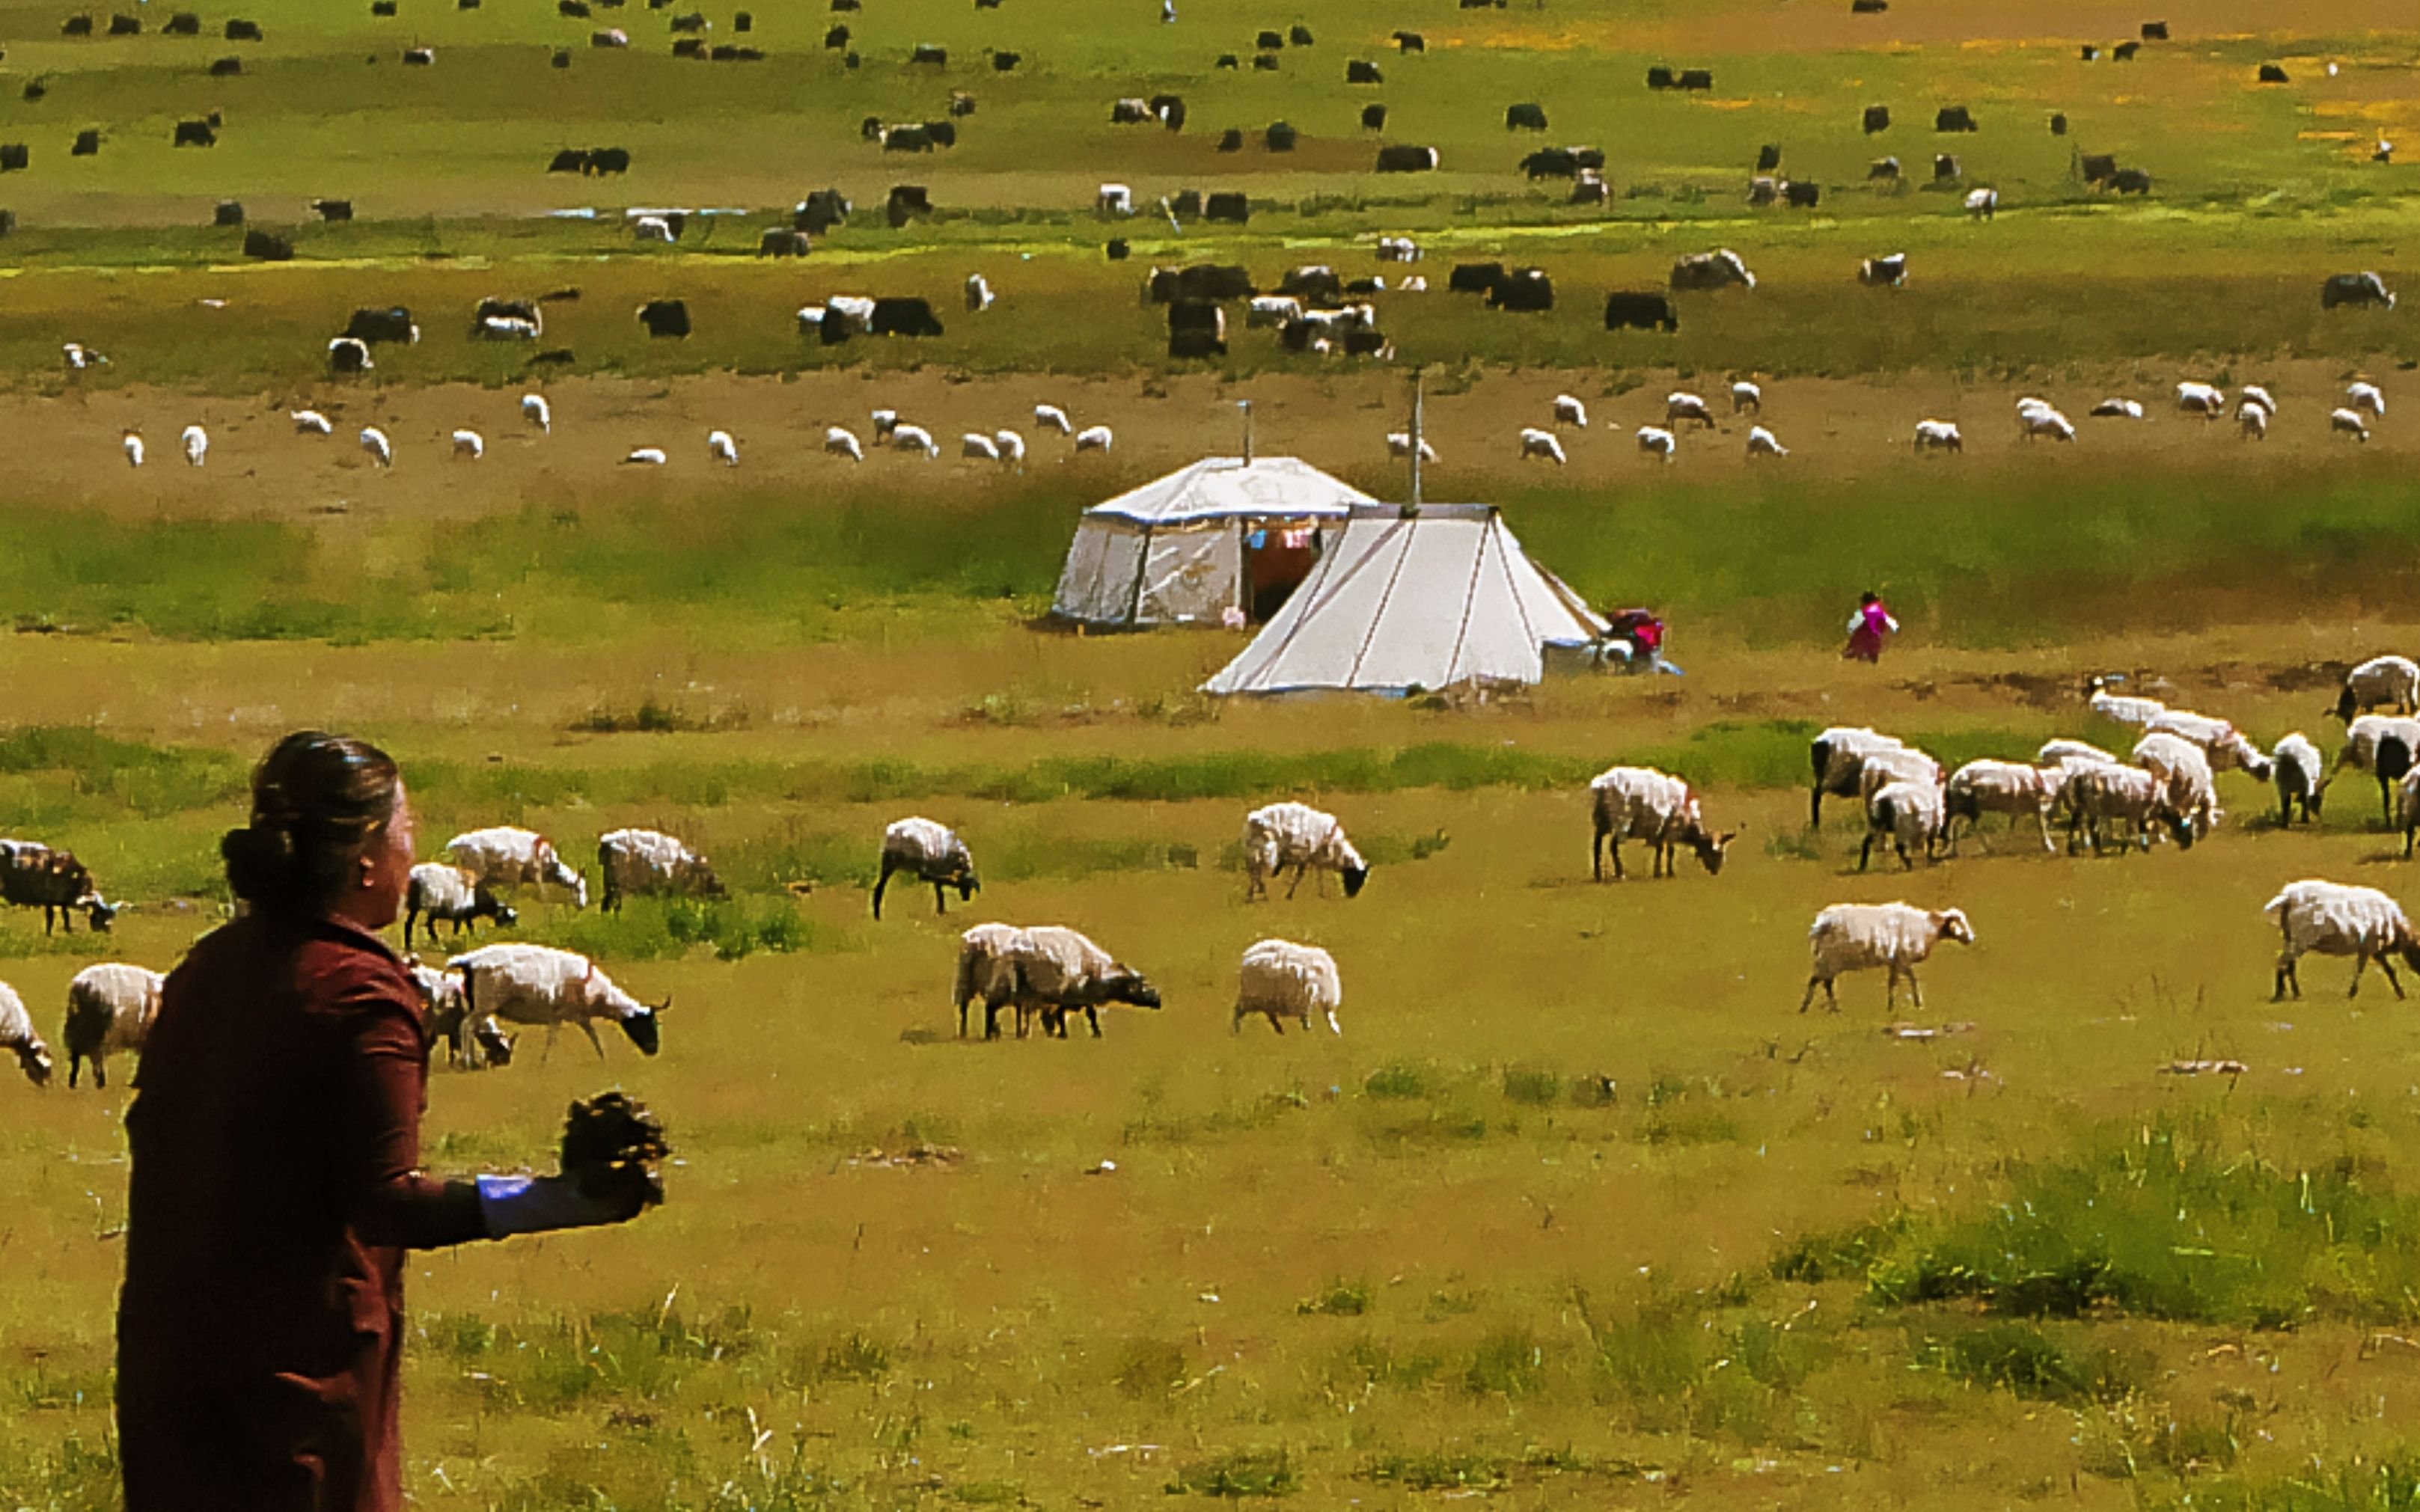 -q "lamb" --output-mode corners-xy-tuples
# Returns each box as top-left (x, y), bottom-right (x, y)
(0, 839), (115, 934)
(451, 428), (484, 459)
(1912, 419), (1963, 452)
(2132, 731), (2221, 839)
(874, 816), (980, 918)
(1232, 938), (1342, 1035)
(2333, 714), (2420, 822)
(1243, 801), (1369, 901)
(1943, 759), (2063, 852)
(1809, 726), (1907, 826)
(1588, 765), (1734, 880)
(447, 943), (667, 1058)
(1386, 432), (1439, 462)
(405, 955), (515, 1068)
(1860, 780), (1946, 871)
(402, 862), (517, 950)
(1800, 902), (1975, 1012)
(1011, 925), (1161, 1038)
(2332, 655), (2420, 722)
(597, 828), (727, 913)
(1747, 425), (1788, 458)
(952, 922), (1024, 1038)
(1519, 428), (1567, 464)
(2264, 879), (2420, 1000)
(1731, 380), (1762, 414)
(1552, 394), (1588, 428)
(0, 980), (52, 1086)
(2085, 674), (2165, 727)
(2272, 732), (2329, 825)
(1636, 426), (1678, 461)
(2063, 762), (2190, 854)
(443, 825), (589, 907)
(62, 962), (163, 1089)
(1074, 425), (1114, 453)
(1665, 391), (1715, 429)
